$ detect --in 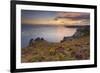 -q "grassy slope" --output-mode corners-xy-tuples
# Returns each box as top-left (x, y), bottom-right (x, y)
(21, 34), (90, 63)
